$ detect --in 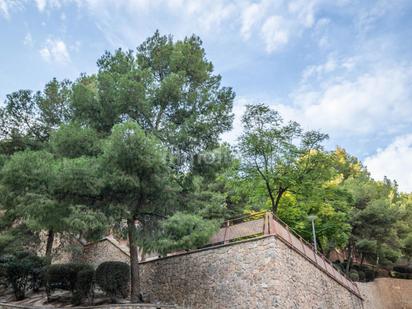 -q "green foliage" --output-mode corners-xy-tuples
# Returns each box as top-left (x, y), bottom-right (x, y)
(46, 263), (93, 294)
(238, 103), (329, 213)
(36, 78), (72, 128)
(155, 212), (220, 254)
(0, 252), (47, 300)
(0, 90), (47, 154)
(402, 234), (412, 261)
(95, 261), (130, 301)
(0, 150), (71, 239)
(50, 123), (100, 158)
(0, 224), (40, 255)
(393, 265), (412, 274)
(390, 271), (412, 279)
(72, 31), (234, 162)
(100, 121), (173, 219)
(349, 270), (359, 281)
(72, 268), (95, 305)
